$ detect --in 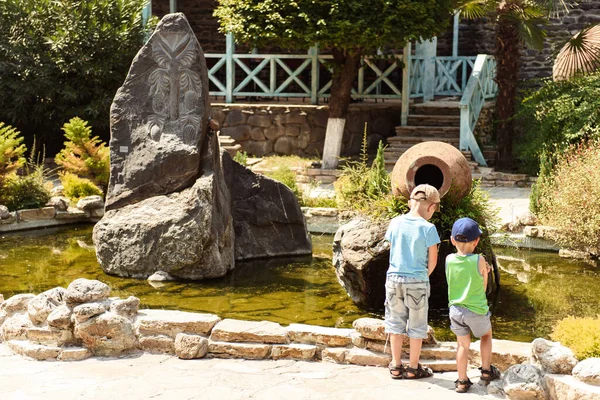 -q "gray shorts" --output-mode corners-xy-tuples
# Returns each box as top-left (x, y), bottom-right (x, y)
(384, 276), (430, 339)
(449, 305), (492, 338)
